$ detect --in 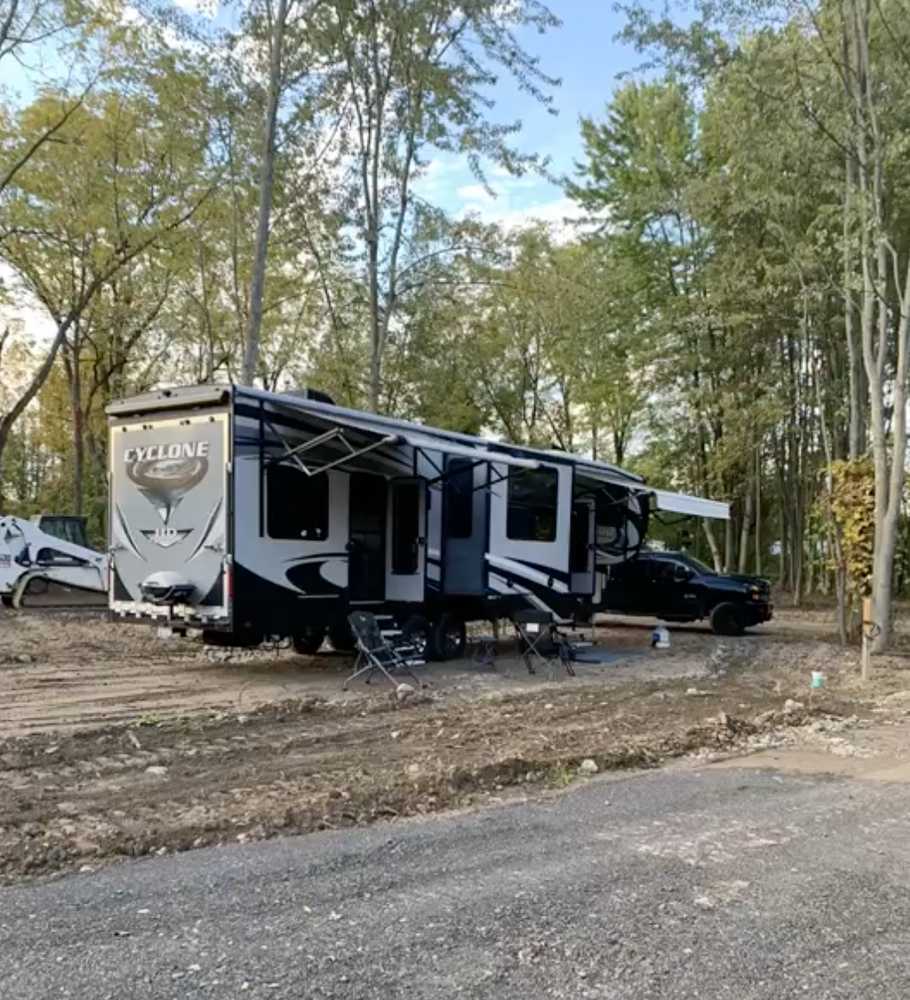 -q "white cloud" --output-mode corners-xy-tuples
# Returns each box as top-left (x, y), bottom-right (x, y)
(416, 154), (601, 240)
(172, 0), (219, 15)
(458, 193), (594, 241)
(454, 182), (496, 204)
